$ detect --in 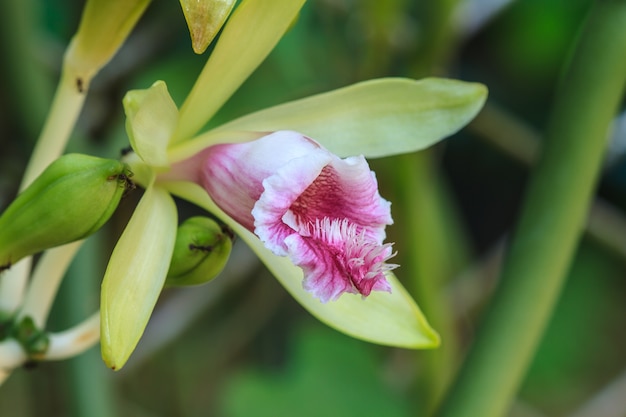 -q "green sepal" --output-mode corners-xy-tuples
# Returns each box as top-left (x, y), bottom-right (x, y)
(166, 216), (233, 286)
(0, 154), (132, 269)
